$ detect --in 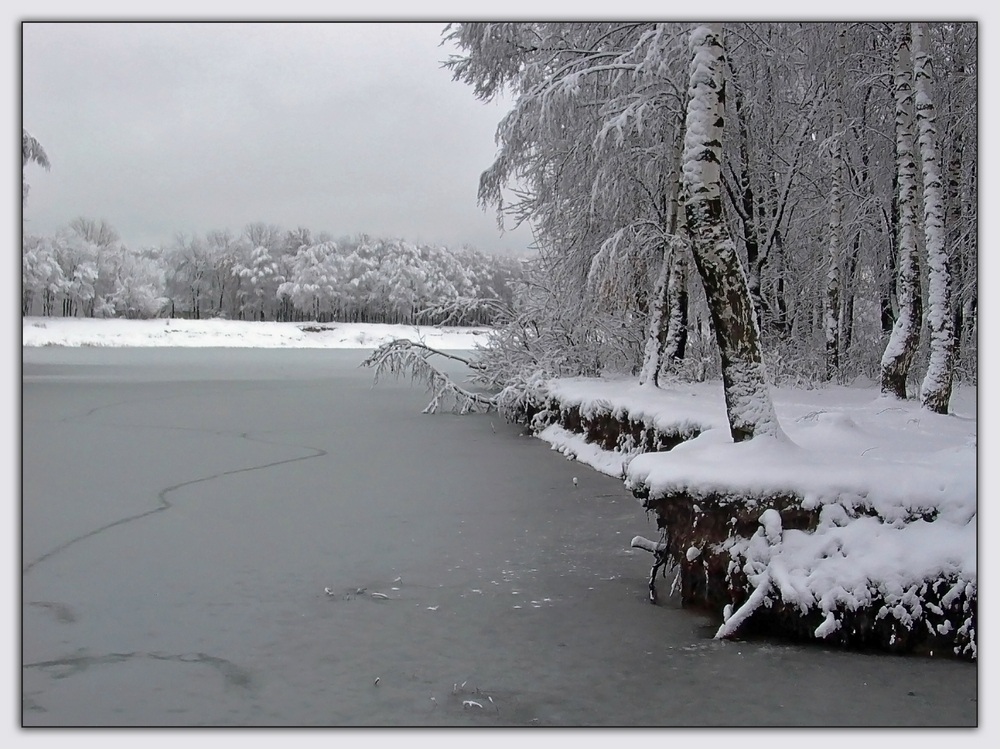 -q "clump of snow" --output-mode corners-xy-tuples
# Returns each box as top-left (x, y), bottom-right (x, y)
(631, 536), (667, 554)
(759, 508), (782, 545)
(21, 317), (489, 350)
